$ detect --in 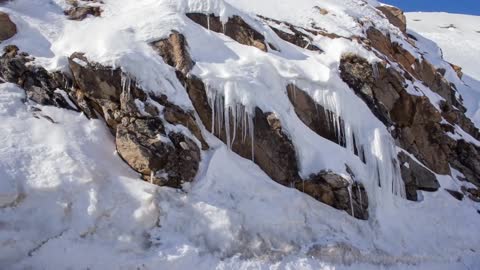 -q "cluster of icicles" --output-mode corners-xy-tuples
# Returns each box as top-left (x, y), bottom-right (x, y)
(205, 82), (256, 160)
(201, 78), (407, 204)
(312, 85), (407, 200)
